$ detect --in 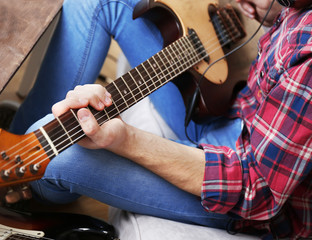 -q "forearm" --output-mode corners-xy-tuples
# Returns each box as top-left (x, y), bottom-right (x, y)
(52, 84), (206, 196)
(109, 124), (206, 197)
